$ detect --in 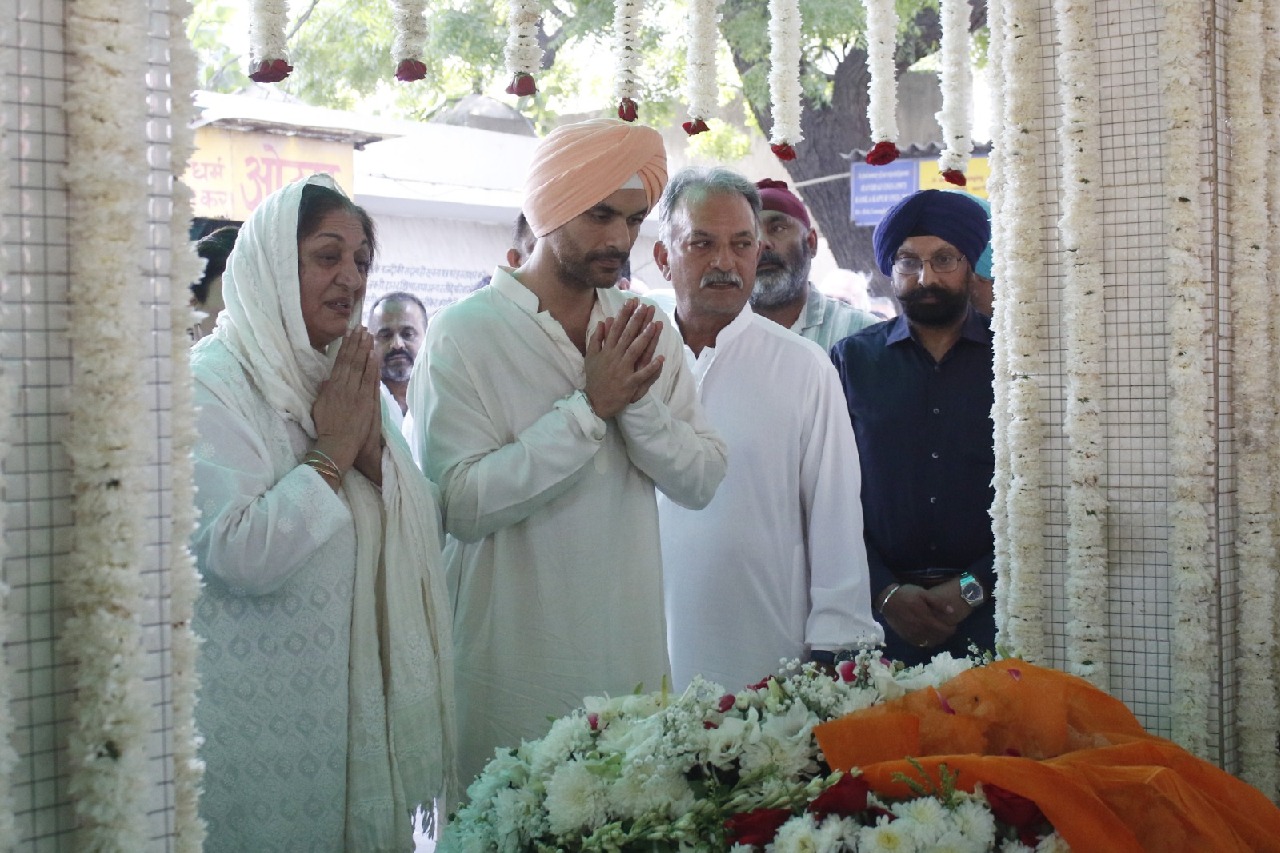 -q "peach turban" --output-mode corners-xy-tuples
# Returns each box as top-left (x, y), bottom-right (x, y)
(522, 118), (667, 238)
